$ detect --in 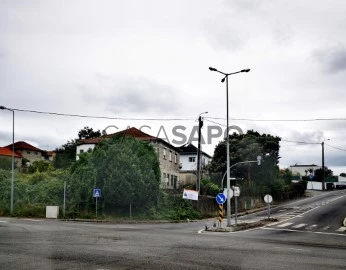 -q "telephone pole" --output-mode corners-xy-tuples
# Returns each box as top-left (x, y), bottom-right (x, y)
(196, 112), (207, 193)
